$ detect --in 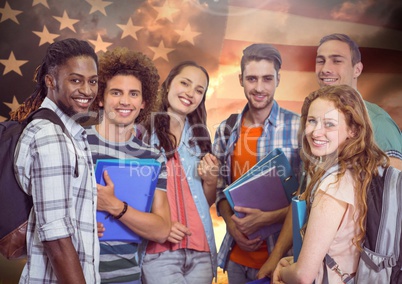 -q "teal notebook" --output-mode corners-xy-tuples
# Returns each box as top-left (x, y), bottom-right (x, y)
(292, 195), (307, 262)
(95, 159), (161, 242)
